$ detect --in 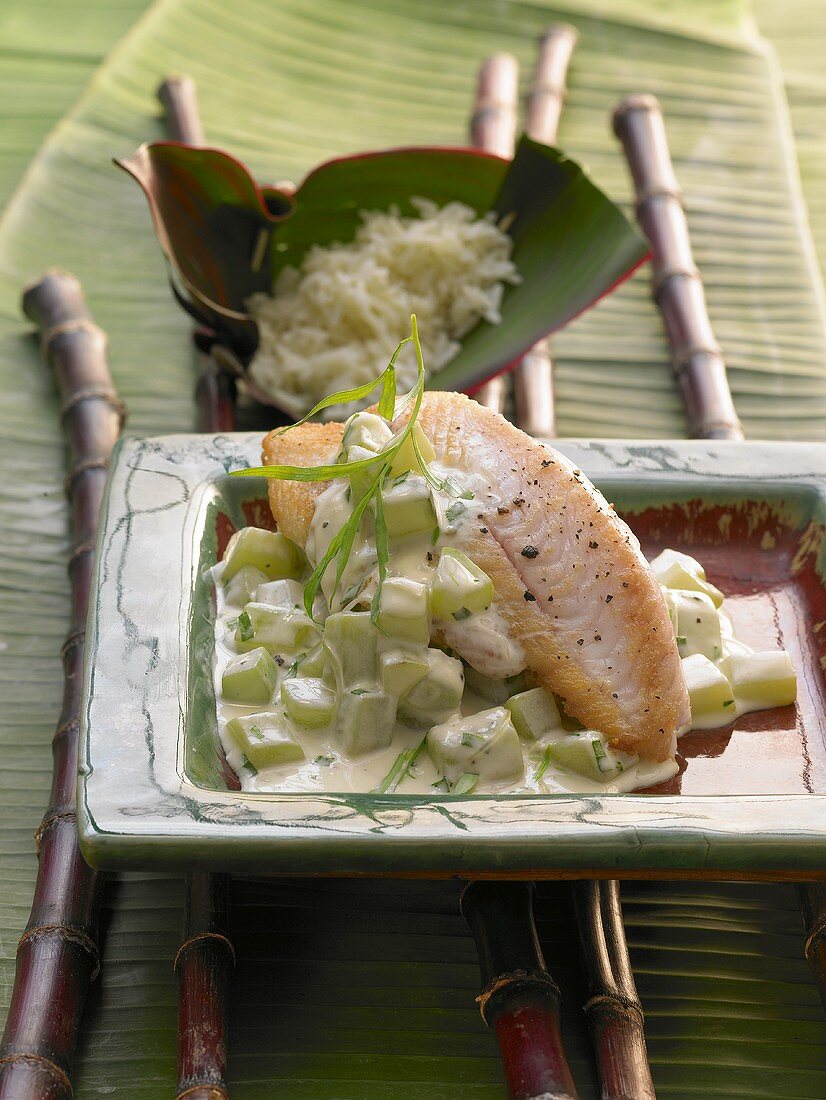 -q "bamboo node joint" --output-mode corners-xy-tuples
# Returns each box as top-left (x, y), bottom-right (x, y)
(60, 385), (127, 427)
(174, 930), (236, 972)
(0, 1052), (73, 1093)
(583, 991), (645, 1021)
(60, 628), (86, 661)
(65, 458), (110, 498)
(67, 540), (98, 572)
(477, 968), (560, 1025)
(34, 810), (77, 855)
(18, 923), (100, 980)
